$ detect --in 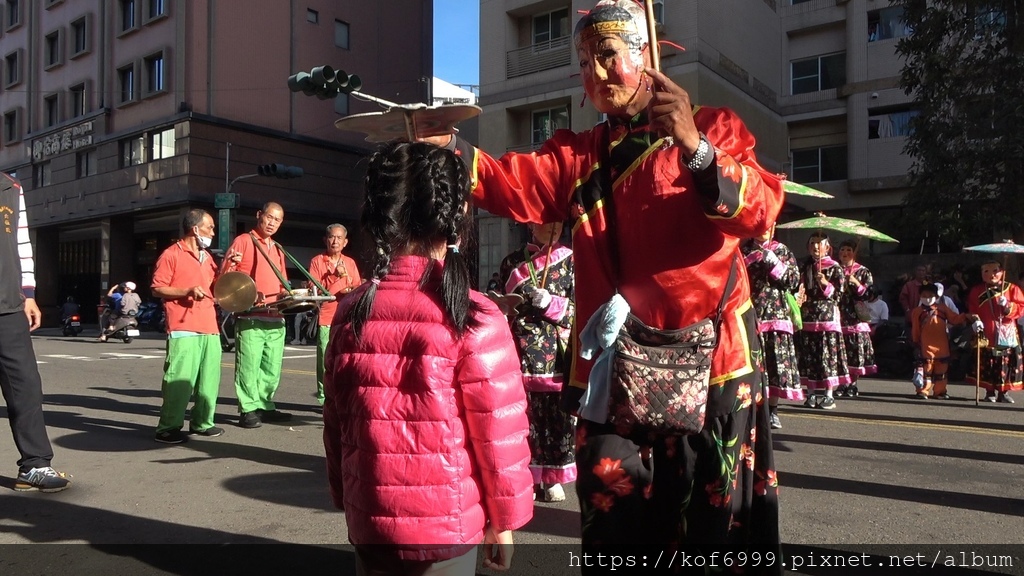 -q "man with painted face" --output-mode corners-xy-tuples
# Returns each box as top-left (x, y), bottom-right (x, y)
(428, 0), (784, 565)
(222, 202), (291, 428)
(151, 209), (224, 443)
(967, 260), (1024, 403)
